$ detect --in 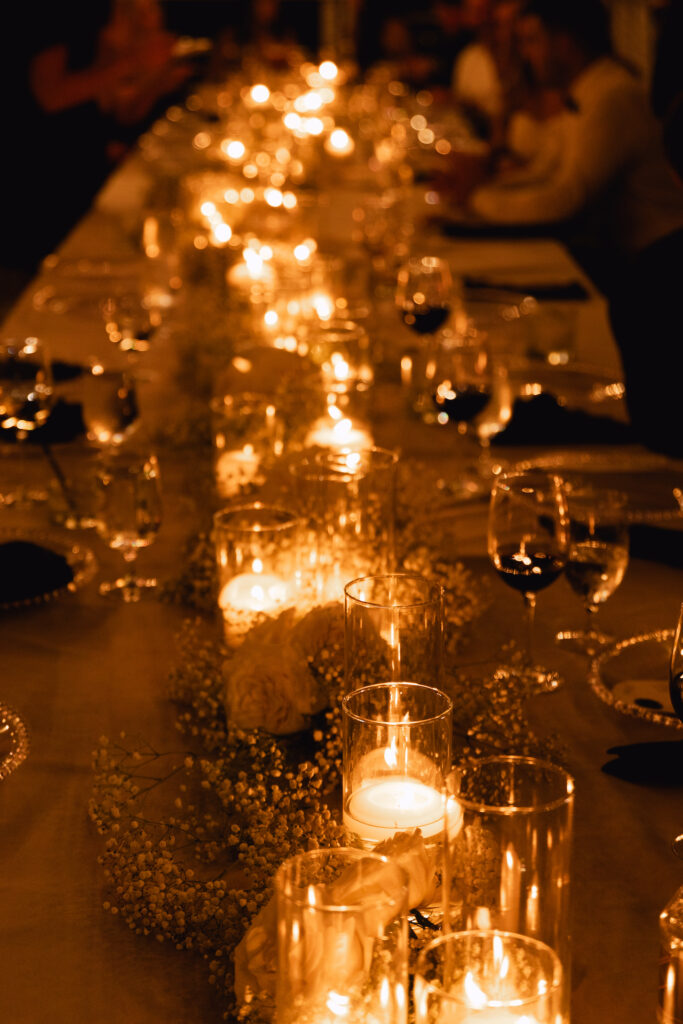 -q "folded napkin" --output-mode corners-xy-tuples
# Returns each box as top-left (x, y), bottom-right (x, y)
(0, 399), (86, 446)
(0, 540), (74, 604)
(602, 741), (683, 786)
(492, 394), (634, 447)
